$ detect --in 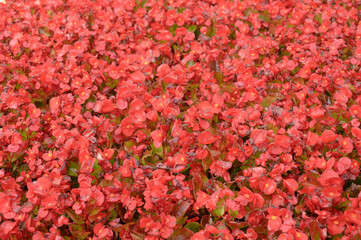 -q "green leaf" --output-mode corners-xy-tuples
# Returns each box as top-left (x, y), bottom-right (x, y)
(215, 72), (224, 84)
(129, 233), (144, 240)
(69, 225), (91, 240)
(229, 209), (239, 218)
(88, 207), (102, 217)
(151, 142), (163, 157)
(211, 206), (225, 217)
(186, 60), (195, 68)
(226, 221), (248, 230)
(169, 24), (179, 36)
(112, 222), (134, 233)
(207, 19), (216, 37)
(70, 225), (83, 232)
(184, 222), (203, 233)
(169, 228), (194, 240)
(173, 200), (191, 222)
(124, 141), (136, 152)
(161, 80), (170, 91)
(177, 216), (188, 226)
(65, 209), (85, 224)
(202, 154), (212, 171)
(259, 10), (271, 22)
(314, 13), (322, 24)
(141, 150), (152, 164)
(261, 96), (276, 108)
(309, 221), (321, 240)
(91, 160), (101, 176)
(188, 25), (197, 32)
(67, 161), (79, 177)
(107, 79), (119, 89)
